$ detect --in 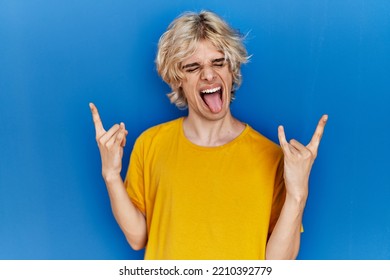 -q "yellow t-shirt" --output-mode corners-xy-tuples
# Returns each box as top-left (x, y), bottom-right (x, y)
(125, 117), (285, 260)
